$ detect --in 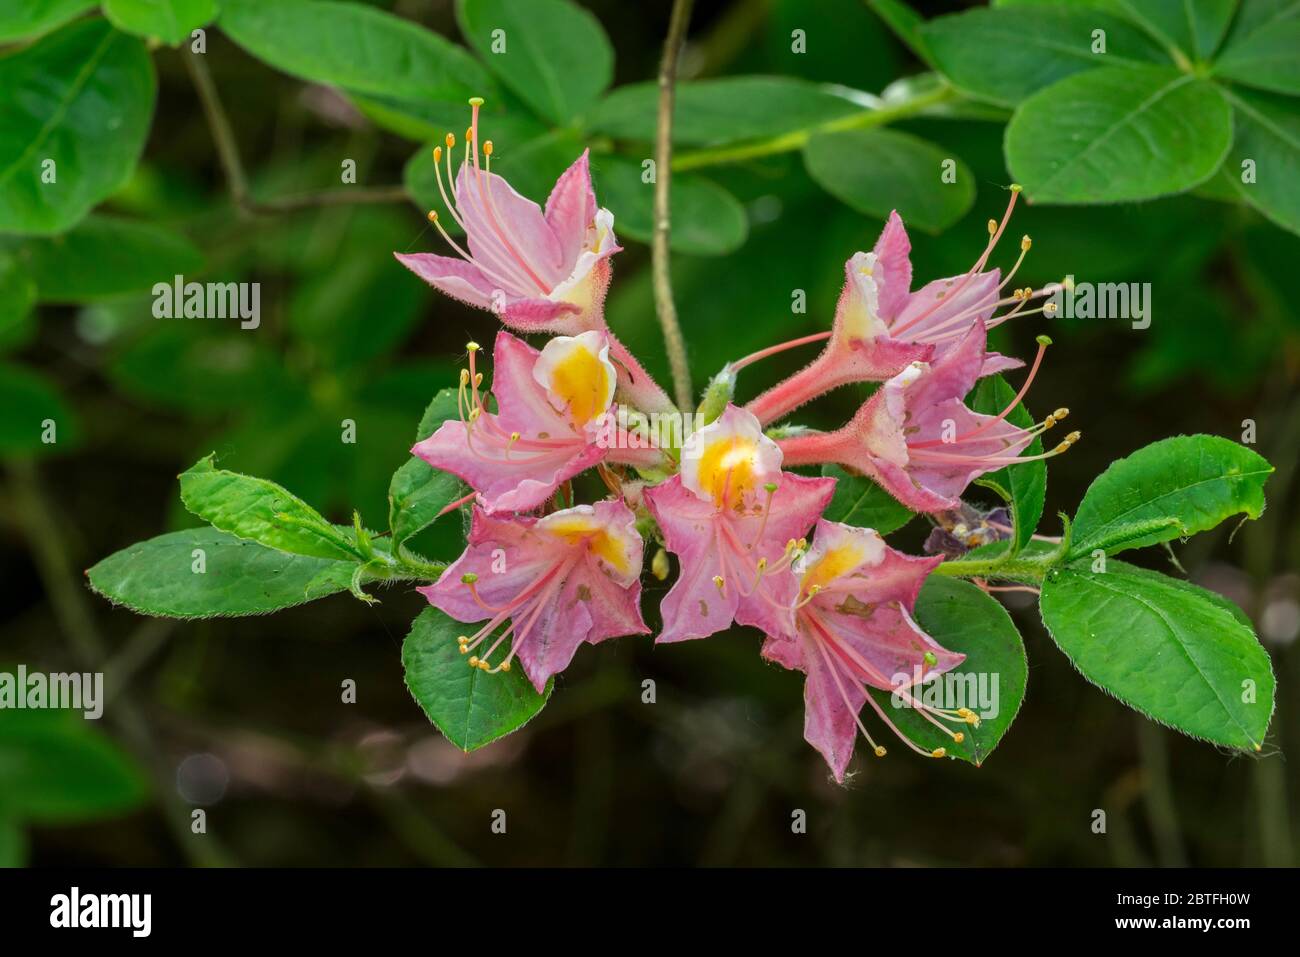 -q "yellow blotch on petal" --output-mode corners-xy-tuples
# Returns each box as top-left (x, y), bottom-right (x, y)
(695, 436), (762, 509)
(798, 544), (867, 596)
(541, 515), (632, 576)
